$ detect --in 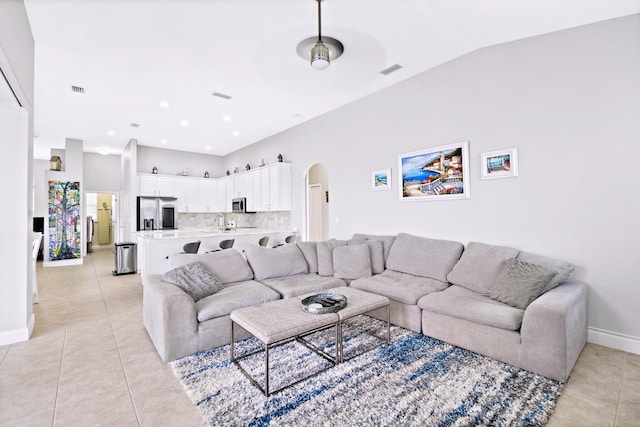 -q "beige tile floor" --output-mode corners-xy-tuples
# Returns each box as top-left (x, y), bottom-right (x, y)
(1, 247), (638, 426)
